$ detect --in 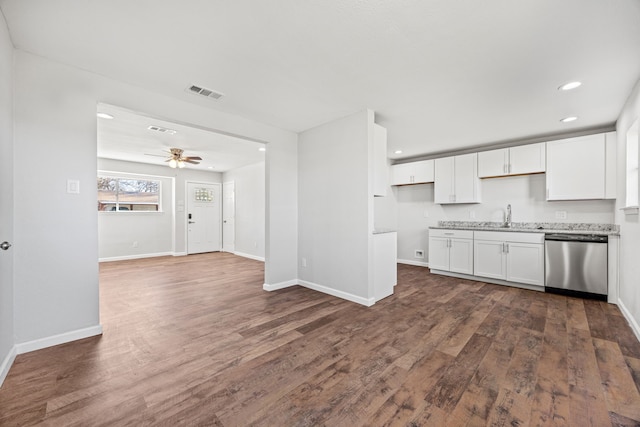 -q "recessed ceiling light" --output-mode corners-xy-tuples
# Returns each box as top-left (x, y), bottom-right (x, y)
(208, 166), (214, 170)
(558, 81), (582, 91)
(96, 112), (114, 119)
(394, 150), (403, 154)
(560, 116), (578, 123)
(259, 147), (266, 152)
